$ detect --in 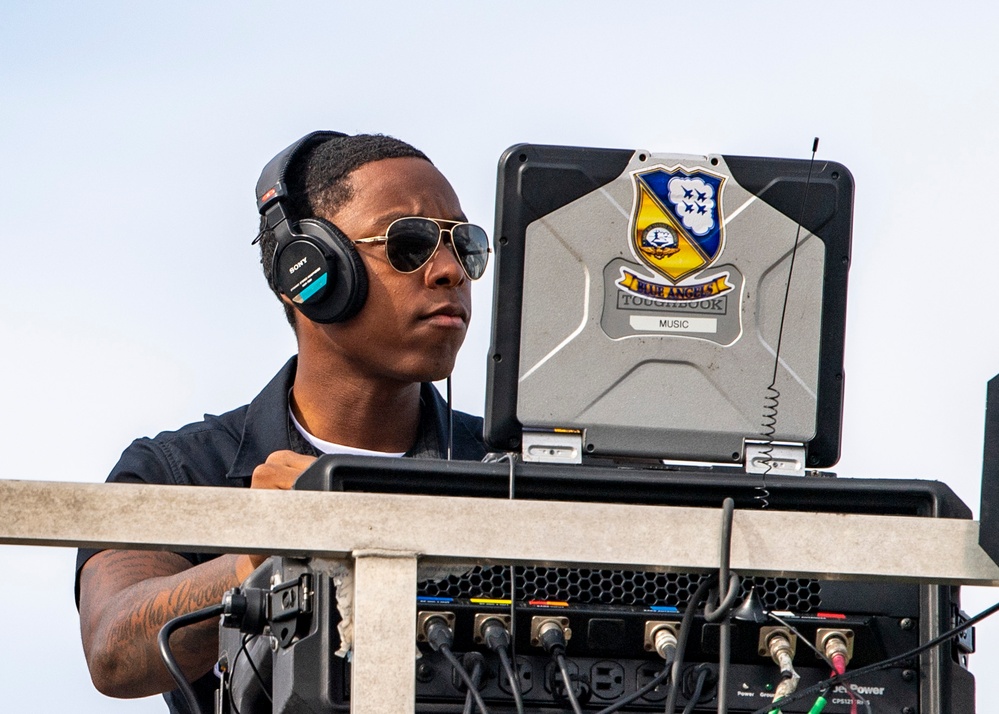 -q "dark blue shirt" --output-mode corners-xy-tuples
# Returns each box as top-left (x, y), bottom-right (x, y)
(75, 356), (485, 712)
